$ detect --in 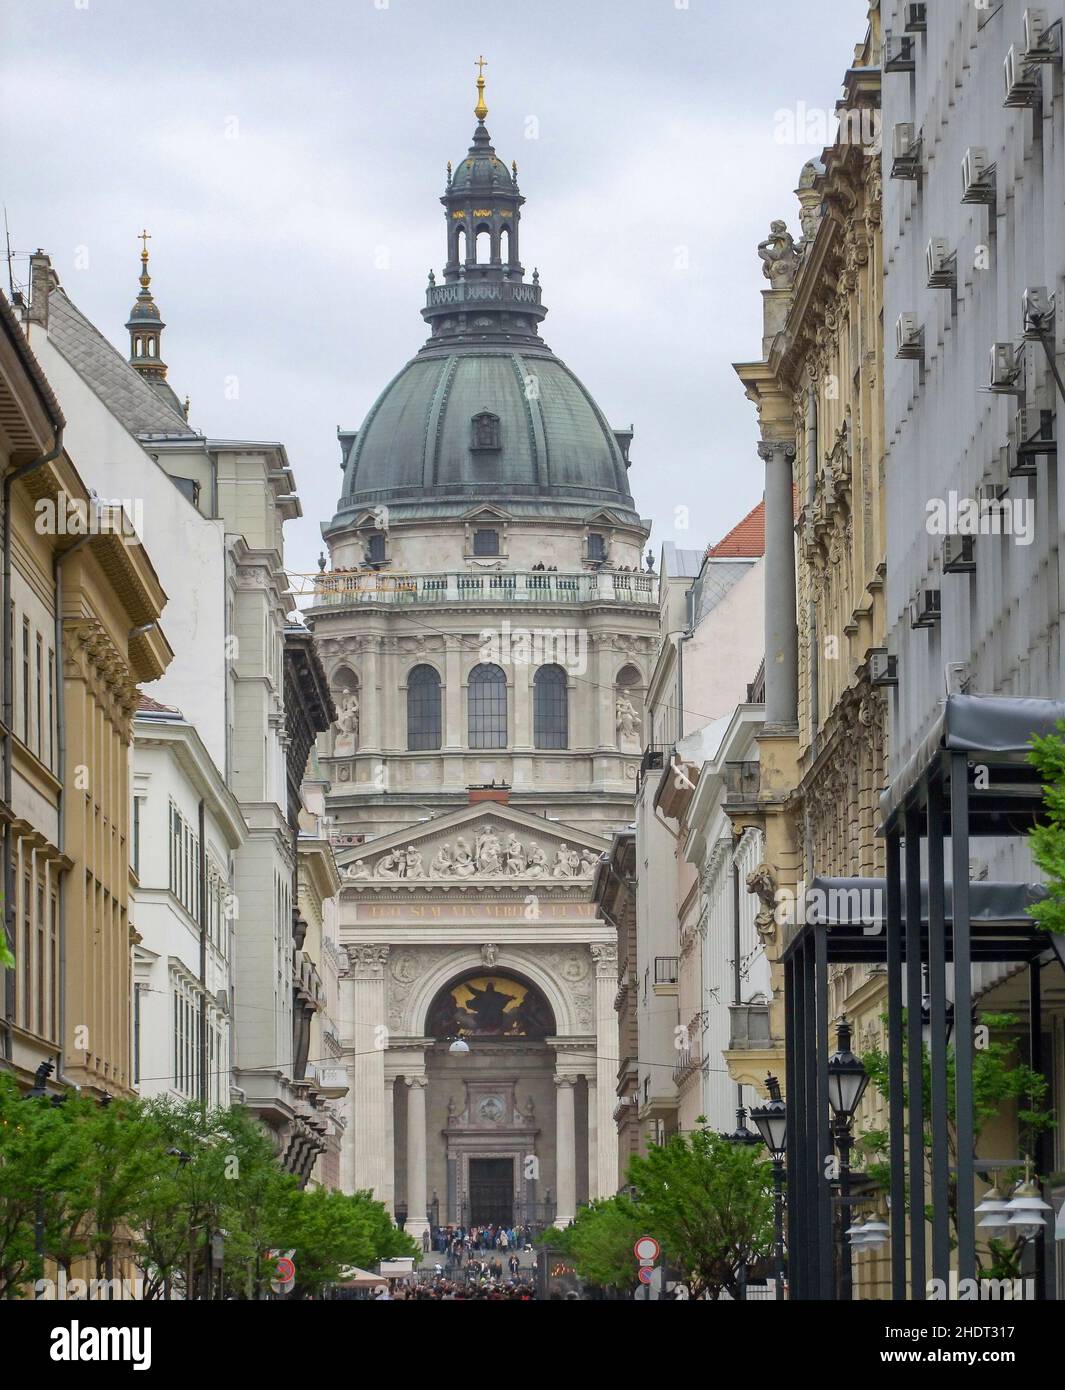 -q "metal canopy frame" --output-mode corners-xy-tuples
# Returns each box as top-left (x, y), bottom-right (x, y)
(784, 693), (1065, 1300)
